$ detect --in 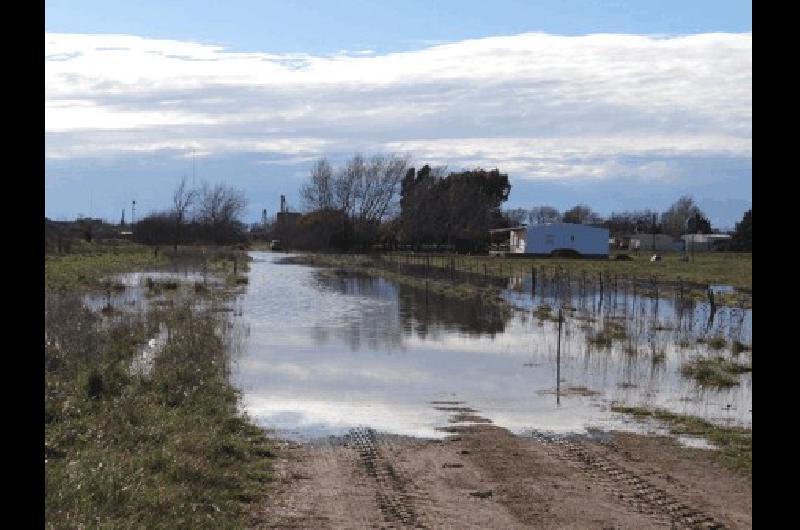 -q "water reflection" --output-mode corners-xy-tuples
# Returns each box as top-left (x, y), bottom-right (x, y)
(233, 252), (752, 441)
